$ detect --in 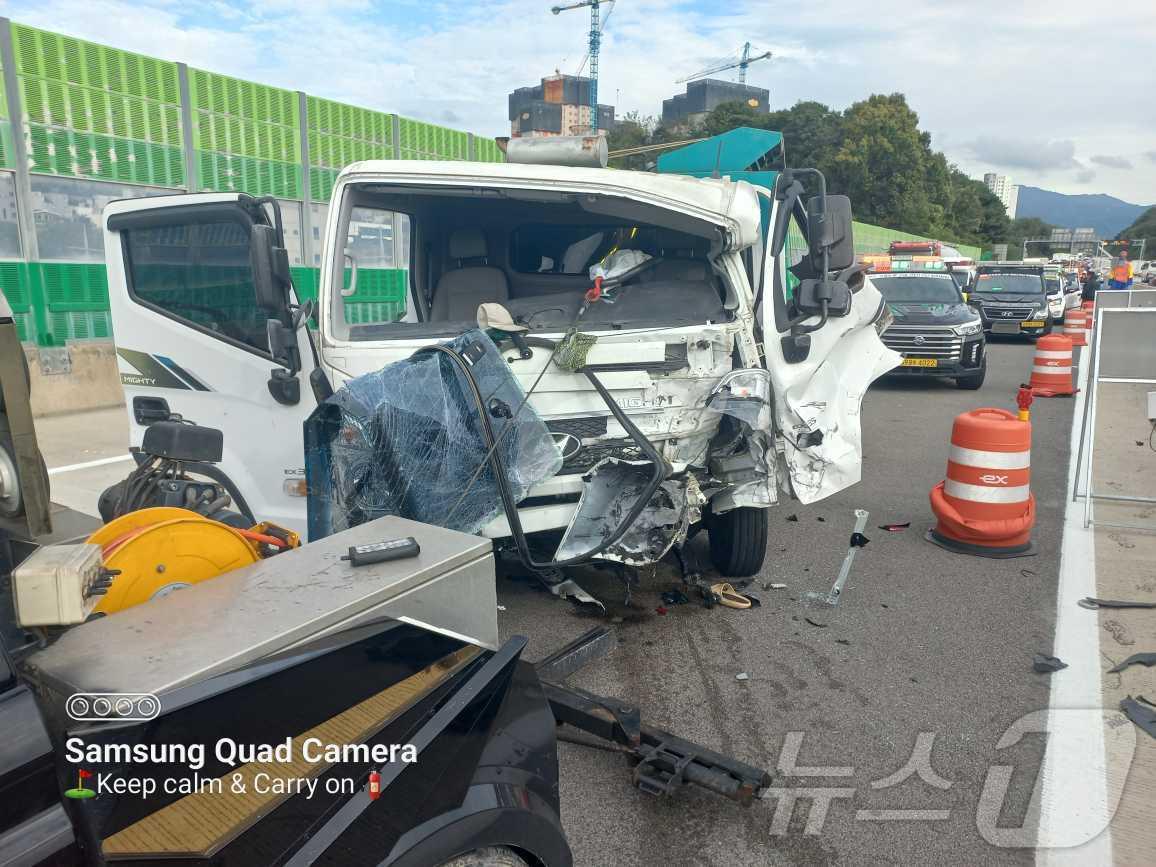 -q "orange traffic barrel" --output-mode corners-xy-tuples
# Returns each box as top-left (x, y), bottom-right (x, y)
(1028, 333), (1076, 397)
(1061, 308), (1087, 346)
(927, 408), (1036, 558)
